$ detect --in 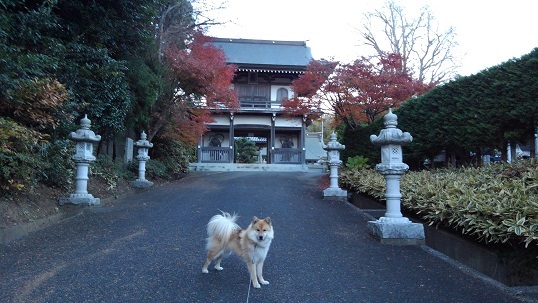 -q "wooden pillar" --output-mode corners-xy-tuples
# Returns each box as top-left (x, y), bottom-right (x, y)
(229, 113), (235, 163)
(301, 114), (307, 165)
(197, 135), (202, 163)
(270, 113), (276, 164)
